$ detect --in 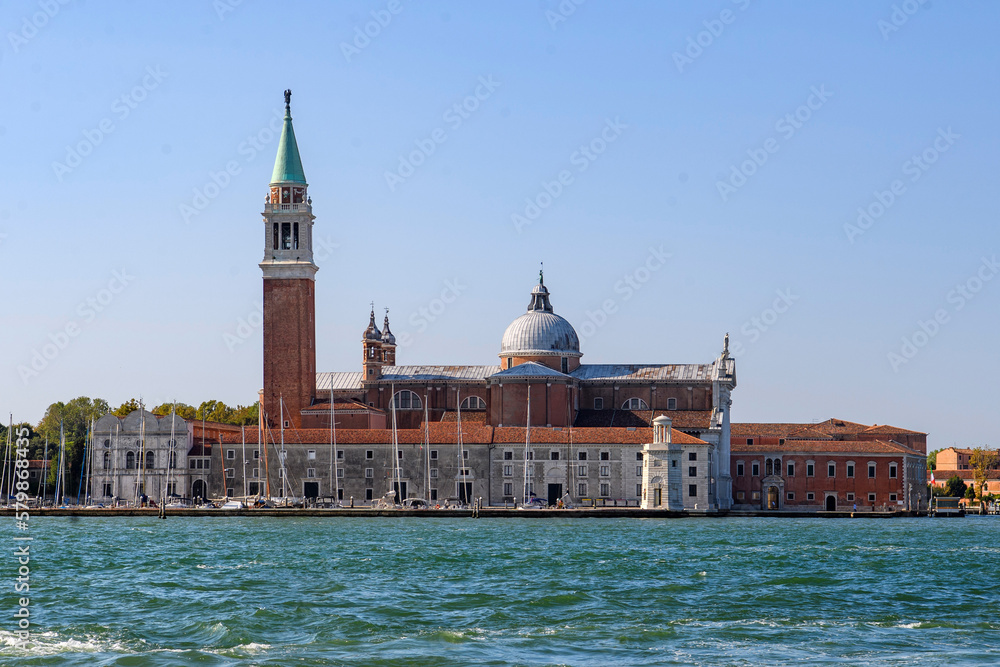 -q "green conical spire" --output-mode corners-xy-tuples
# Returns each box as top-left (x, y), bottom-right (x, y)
(270, 89), (307, 184)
